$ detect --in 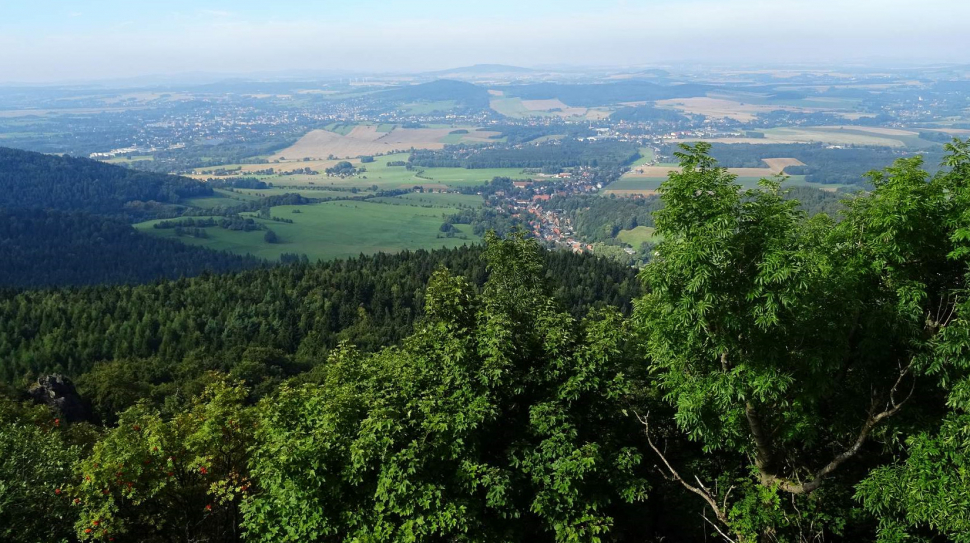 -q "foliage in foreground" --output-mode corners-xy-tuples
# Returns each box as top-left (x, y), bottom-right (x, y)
(3, 142), (970, 542)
